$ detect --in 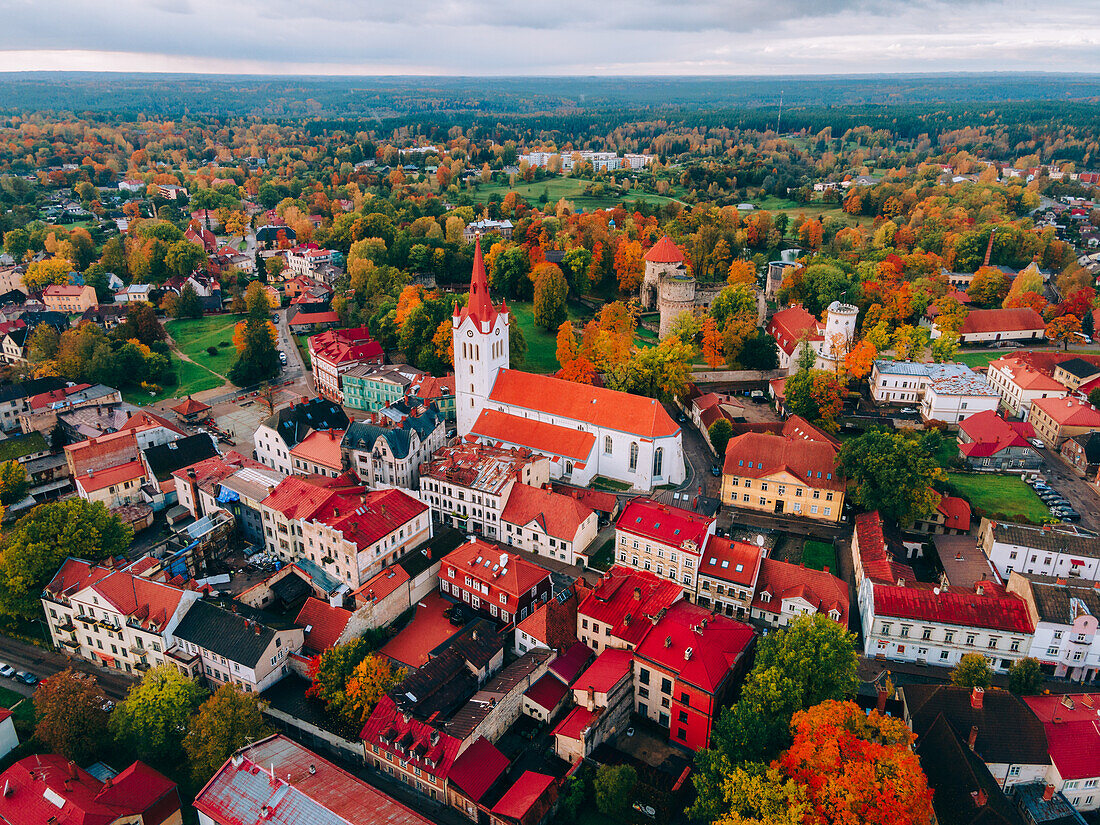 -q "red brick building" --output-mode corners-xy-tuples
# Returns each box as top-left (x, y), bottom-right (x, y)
(440, 538), (552, 624)
(633, 601), (754, 750)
